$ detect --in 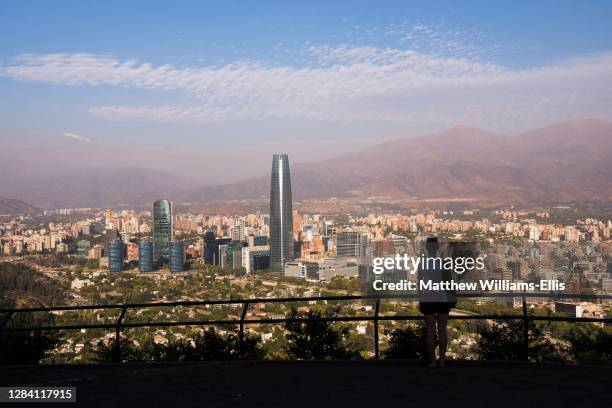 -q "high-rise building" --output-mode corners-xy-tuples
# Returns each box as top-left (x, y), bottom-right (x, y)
(226, 240), (244, 269)
(216, 238), (232, 266)
(269, 154), (294, 273)
(104, 209), (112, 225)
(218, 244), (228, 267)
(76, 240), (91, 258)
(241, 246), (270, 273)
(203, 230), (217, 265)
(249, 235), (268, 247)
(104, 228), (119, 257)
(109, 239), (125, 272)
(336, 231), (368, 258)
(126, 242), (139, 262)
(231, 219), (246, 242)
(168, 240), (185, 272)
(139, 239), (154, 272)
(153, 199), (173, 265)
(88, 244), (103, 260)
